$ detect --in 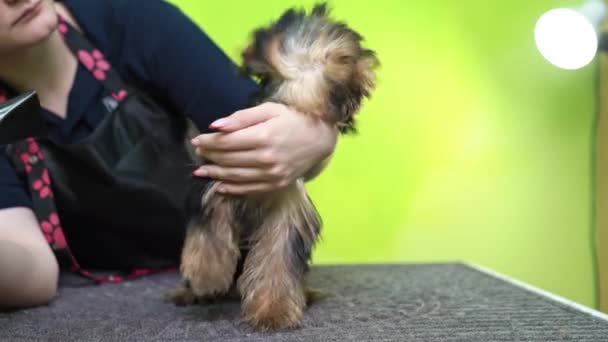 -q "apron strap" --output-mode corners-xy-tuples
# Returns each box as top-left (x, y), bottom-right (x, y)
(0, 15), (175, 284)
(10, 138), (76, 270)
(57, 15), (130, 104)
